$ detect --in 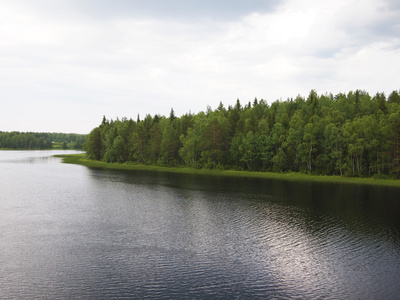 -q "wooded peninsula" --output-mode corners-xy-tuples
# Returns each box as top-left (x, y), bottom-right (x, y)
(84, 89), (400, 178)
